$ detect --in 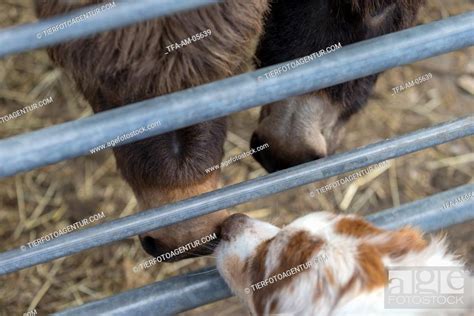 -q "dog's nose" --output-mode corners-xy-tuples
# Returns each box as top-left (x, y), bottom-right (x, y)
(220, 213), (250, 241)
(251, 133), (324, 173)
